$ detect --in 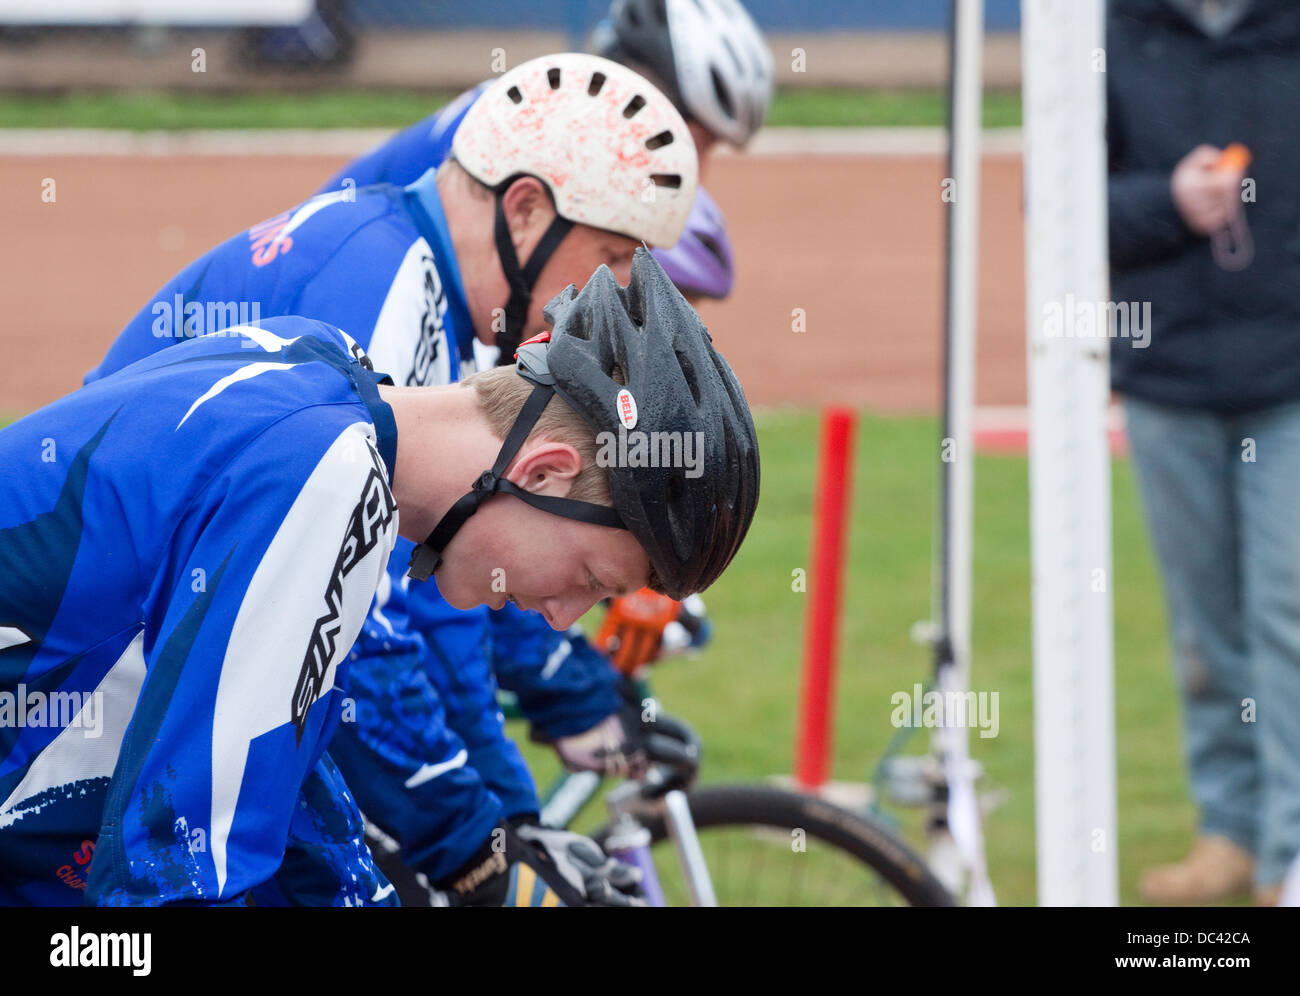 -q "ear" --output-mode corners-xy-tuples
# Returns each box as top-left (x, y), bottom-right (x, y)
(505, 439), (582, 498)
(500, 176), (556, 258)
